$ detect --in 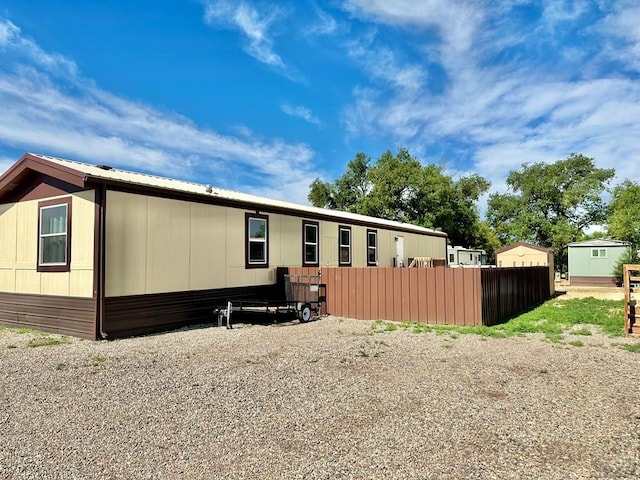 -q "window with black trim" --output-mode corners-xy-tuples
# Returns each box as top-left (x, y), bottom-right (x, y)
(591, 248), (607, 258)
(338, 226), (351, 266)
(303, 221), (319, 266)
(38, 197), (72, 272)
(246, 213), (268, 268)
(367, 229), (378, 266)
